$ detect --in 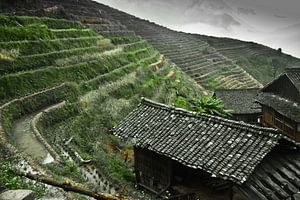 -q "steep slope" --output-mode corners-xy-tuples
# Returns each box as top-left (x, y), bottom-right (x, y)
(0, 8), (205, 199)
(93, 3), (263, 89)
(2, 0), (299, 199)
(197, 35), (300, 84)
(87, 0), (300, 87)
(0, 0), (263, 90)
